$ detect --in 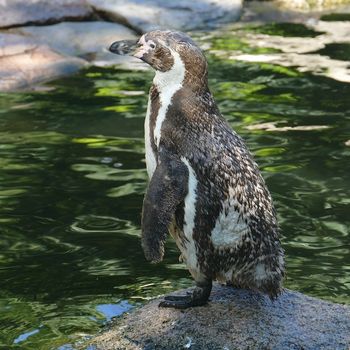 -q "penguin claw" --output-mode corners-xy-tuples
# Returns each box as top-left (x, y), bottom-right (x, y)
(159, 281), (212, 309)
(158, 296), (209, 309)
(163, 294), (192, 302)
(159, 298), (195, 309)
(159, 287), (211, 309)
(159, 294), (192, 308)
(159, 295), (207, 309)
